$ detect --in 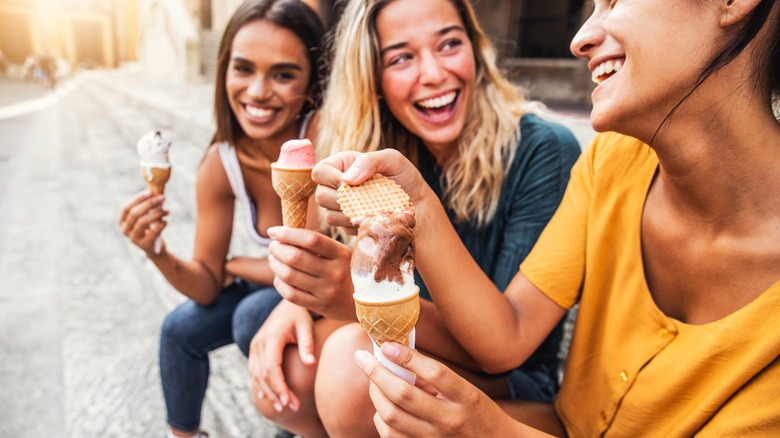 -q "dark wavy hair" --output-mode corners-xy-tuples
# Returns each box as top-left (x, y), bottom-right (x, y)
(212, 0), (326, 145)
(654, 0), (779, 142)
